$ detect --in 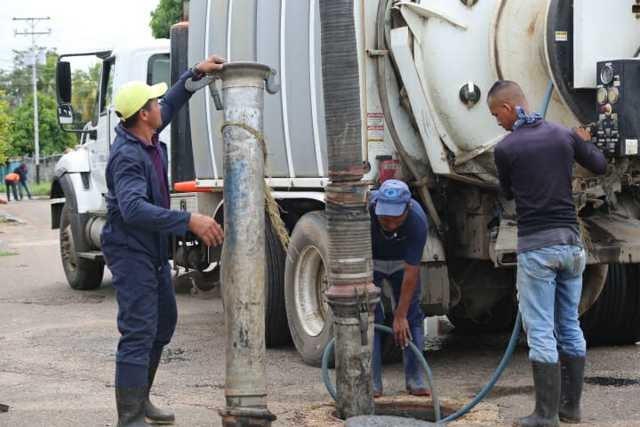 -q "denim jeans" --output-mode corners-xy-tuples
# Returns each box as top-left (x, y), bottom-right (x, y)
(517, 244), (587, 363)
(371, 266), (425, 392)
